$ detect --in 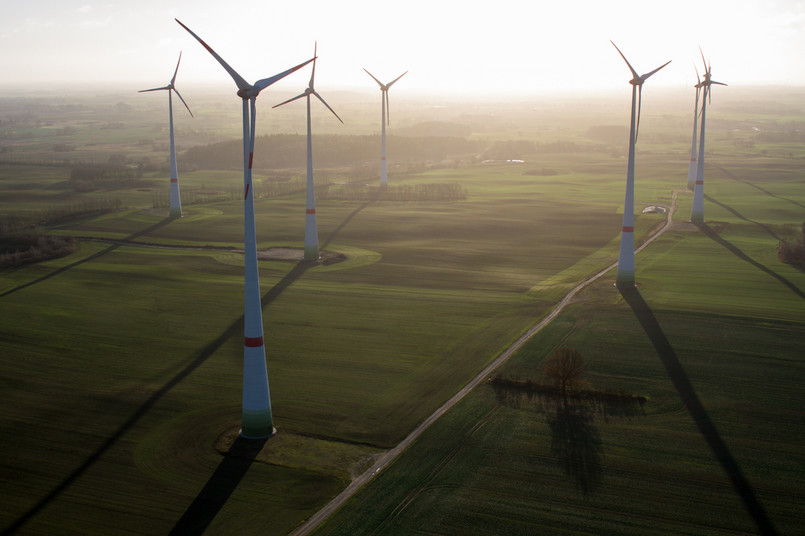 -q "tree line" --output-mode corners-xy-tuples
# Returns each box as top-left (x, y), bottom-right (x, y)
(181, 133), (482, 171)
(778, 222), (805, 266)
(320, 182), (466, 202)
(0, 197), (122, 235)
(0, 234), (77, 268)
